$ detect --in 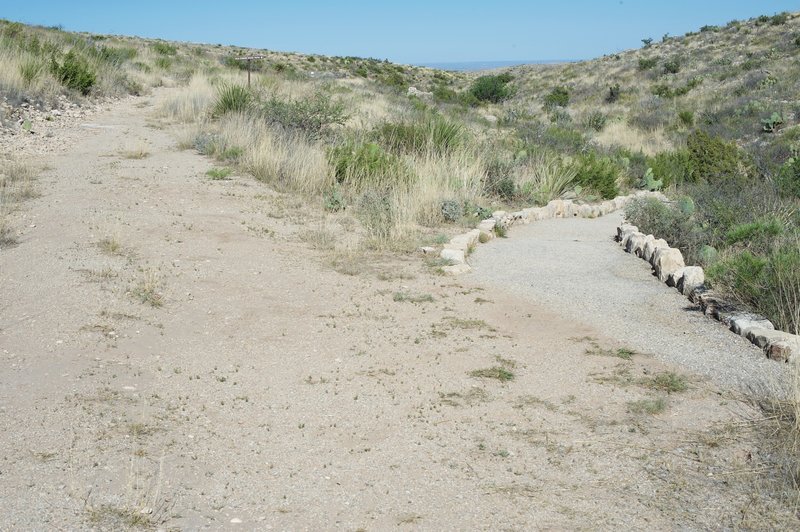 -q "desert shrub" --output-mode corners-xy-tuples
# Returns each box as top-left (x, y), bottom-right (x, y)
(469, 74), (513, 103)
(539, 125), (586, 154)
(548, 108), (571, 124)
(380, 71), (408, 91)
(329, 140), (411, 192)
(51, 51), (96, 95)
(212, 83), (252, 116)
(648, 149), (693, 188)
(652, 84), (674, 98)
(154, 57), (172, 70)
(573, 152), (620, 199)
(440, 199), (462, 222)
(432, 85), (459, 103)
(663, 58), (681, 74)
(725, 218), (784, 249)
(638, 58), (657, 71)
(19, 59), (44, 86)
(373, 114), (463, 155)
(585, 111), (607, 132)
(625, 197), (706, 263)
(707, 244), (800, 334)
(483, 153), (516, 201)
(776, 157), (800, 198)
(357, 189), (395, 245)
(606, 84), (621, 103)
(769, 12), (790, 26)
(544, 86), (570, 109)
(678, 110), (694, 126)
(91, 45), (137, 65)
(629, 97), (672, 131)
(152, 42), (177, 56)
(686, 130), (749, 183)
(262, 92), (347, 140)
(516, 153), (578, 205)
